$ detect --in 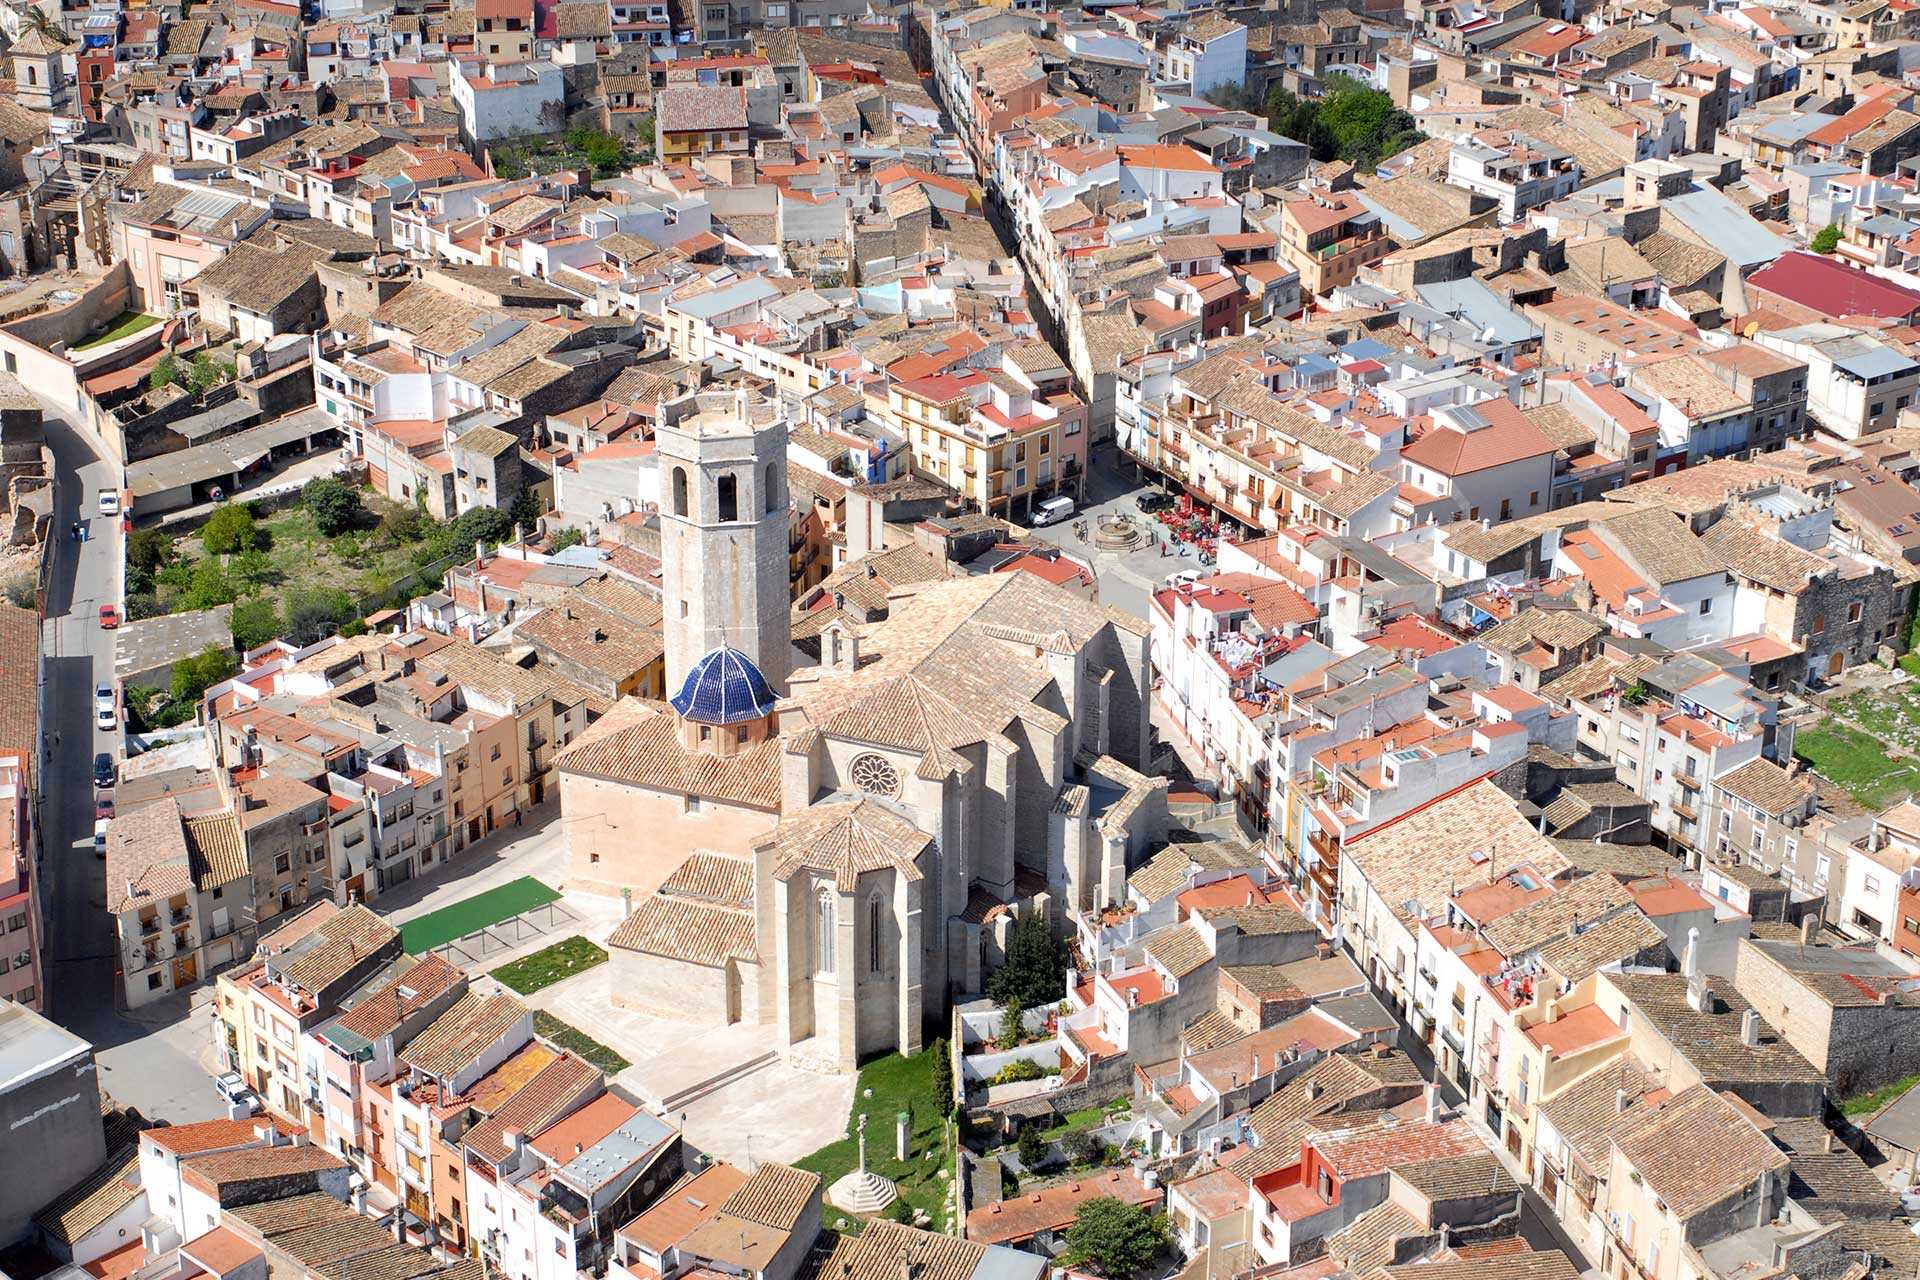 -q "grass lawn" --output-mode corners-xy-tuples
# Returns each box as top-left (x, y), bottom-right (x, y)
(73, 311), (159, 350)
(401, 877), (560, 954)
(534, 1010), (631, 1075)
(1841, 1070), (1920, 1117)
(490, 935), (608, 995)
(1795, 720), (1920, 811)
(795, 1049), (955, 1231)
